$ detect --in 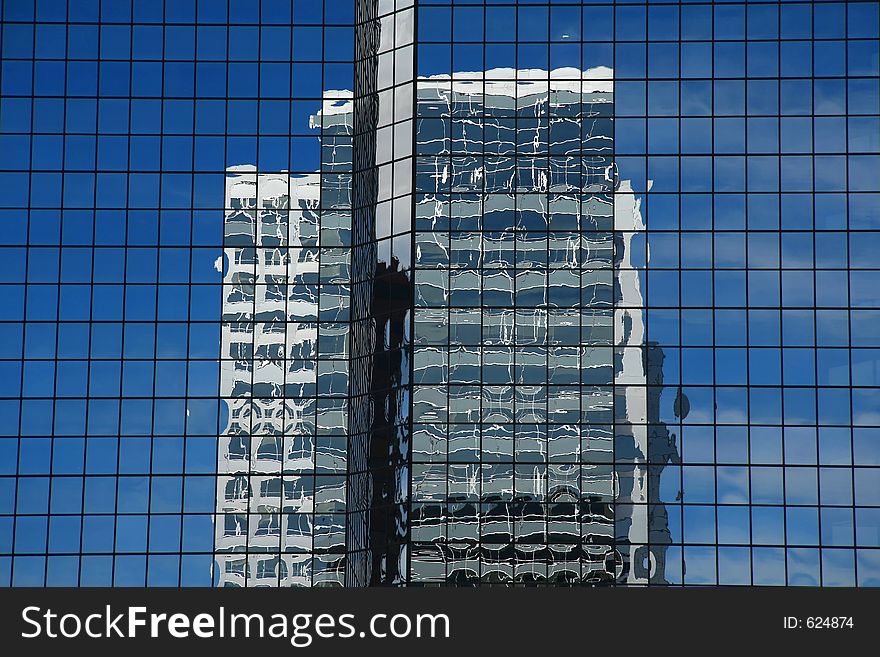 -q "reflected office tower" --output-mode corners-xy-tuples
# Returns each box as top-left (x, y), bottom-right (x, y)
(410, 67), (676, 585)
(216, 0), (676, 586)
(346, 0), (416, 587)
(217, 170), (329, 587)
(216, 68), (678, 586)
(216, 0), (416, 587)
(216, 86), (356, 586)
